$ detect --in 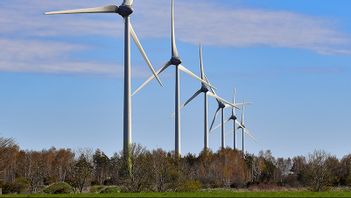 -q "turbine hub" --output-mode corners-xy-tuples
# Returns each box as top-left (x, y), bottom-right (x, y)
(118, 5), (133, 17)
(231, 115), (237, 120)
(200, 85), (209, 93)
(219, 102), (225, 109)
(170, 56), (182, 66)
